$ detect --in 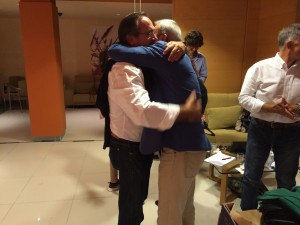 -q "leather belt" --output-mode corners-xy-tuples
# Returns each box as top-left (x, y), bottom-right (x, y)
(254, 118), (300, 128)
